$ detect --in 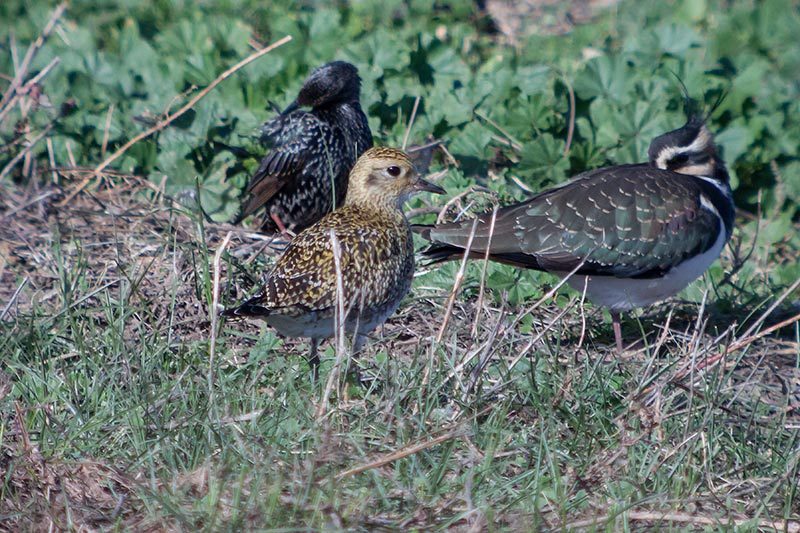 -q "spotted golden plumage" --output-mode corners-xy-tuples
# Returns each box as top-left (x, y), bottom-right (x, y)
(222, 146), (445, 372)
